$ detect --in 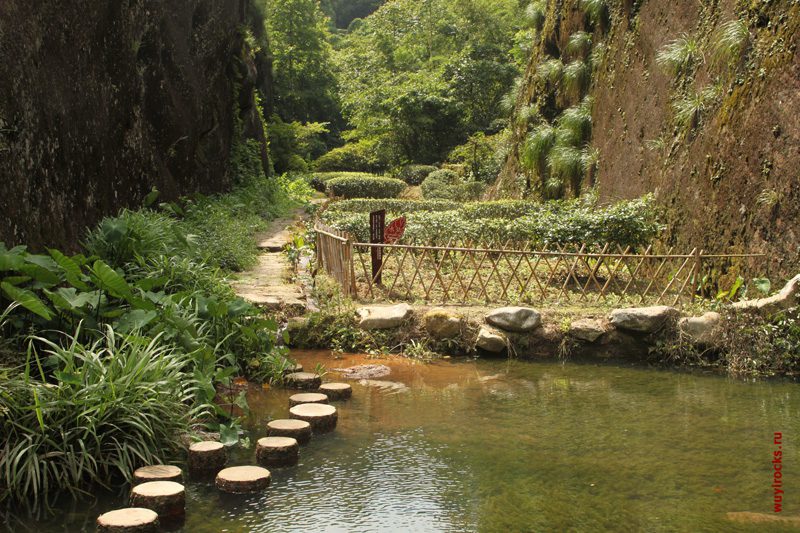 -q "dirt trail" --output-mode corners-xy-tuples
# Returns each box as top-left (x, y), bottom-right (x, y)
(233, 207), (308, 313)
